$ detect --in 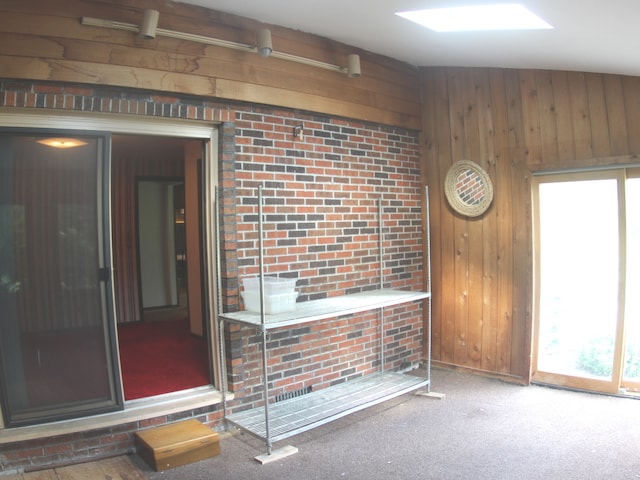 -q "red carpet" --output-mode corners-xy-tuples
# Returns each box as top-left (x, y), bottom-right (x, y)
(117, 318), (210, 400)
